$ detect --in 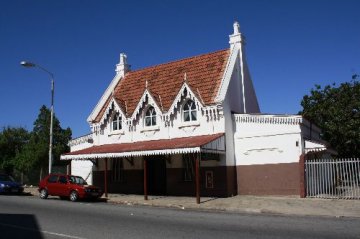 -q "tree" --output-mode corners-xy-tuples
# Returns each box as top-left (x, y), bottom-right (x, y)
(300, 78), (360, 157)
(15, 105), (72, 177)
(0, 127), (30, 174)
